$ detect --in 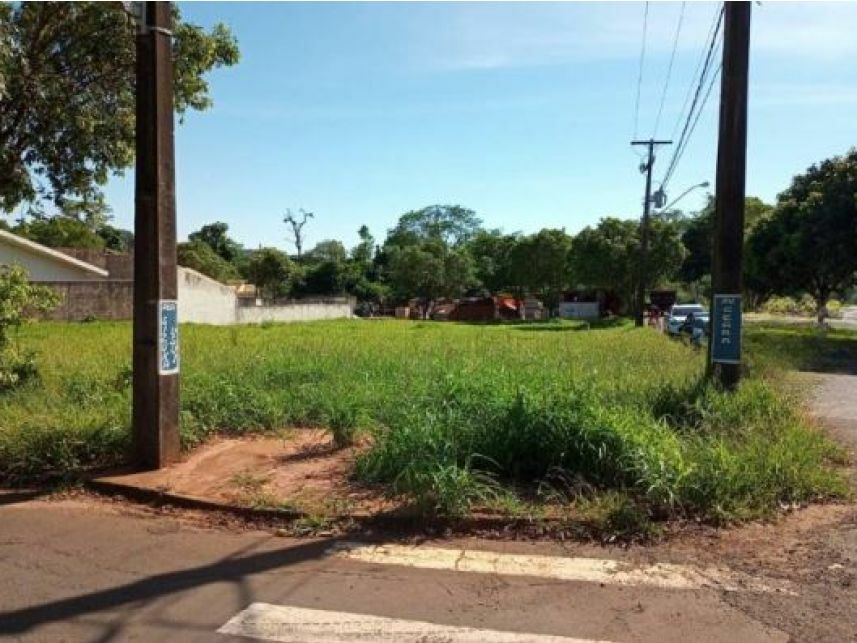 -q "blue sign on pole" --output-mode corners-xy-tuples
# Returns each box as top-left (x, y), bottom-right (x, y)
(711, 294), (742, 364)
(158, 300), (180, 375)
